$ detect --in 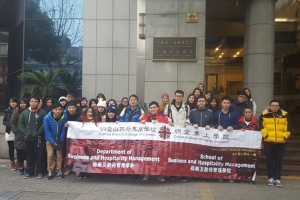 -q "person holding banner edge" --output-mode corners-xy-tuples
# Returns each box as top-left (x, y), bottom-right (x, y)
(141, 101), (168, 182)
(259, 100), (291, 187)
(238, 106), (260, 184)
